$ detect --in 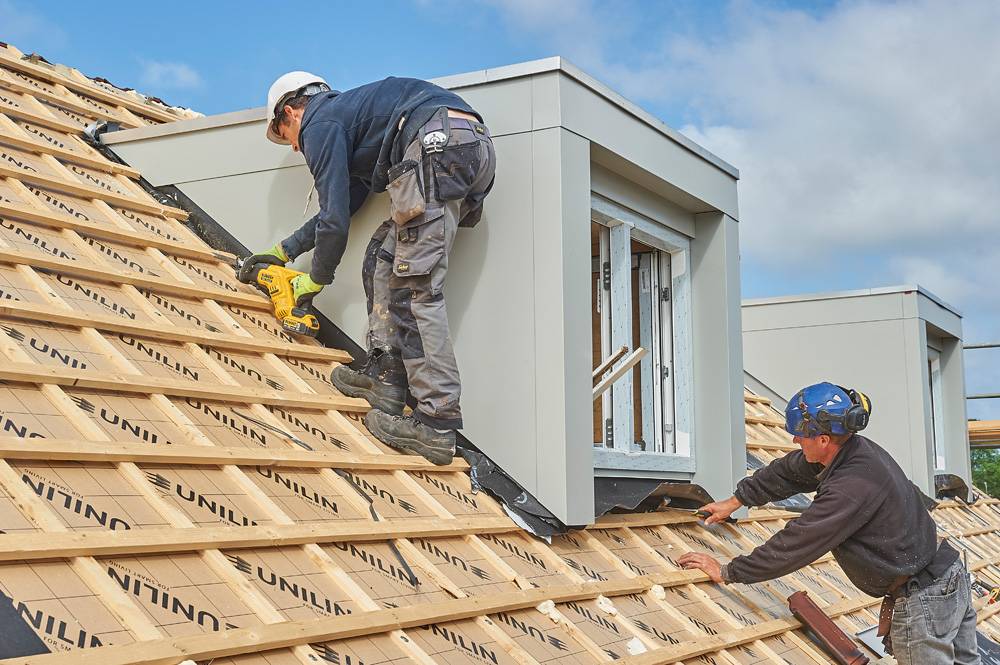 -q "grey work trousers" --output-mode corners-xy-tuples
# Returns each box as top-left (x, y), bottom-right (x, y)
(889, 558), (981, 664)
(363, 114), (495, 430)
